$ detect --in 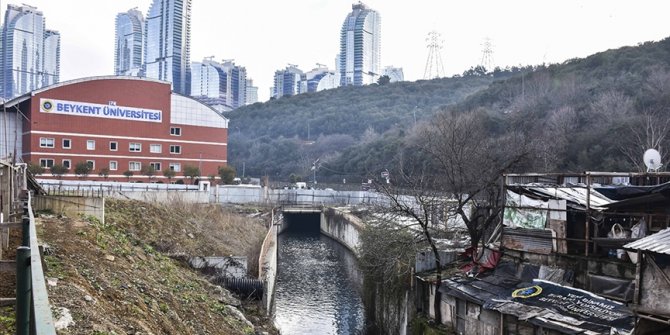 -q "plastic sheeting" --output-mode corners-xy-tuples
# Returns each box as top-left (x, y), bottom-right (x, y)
(588, 274), (635, 302)
(503, 191), (548, 229)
